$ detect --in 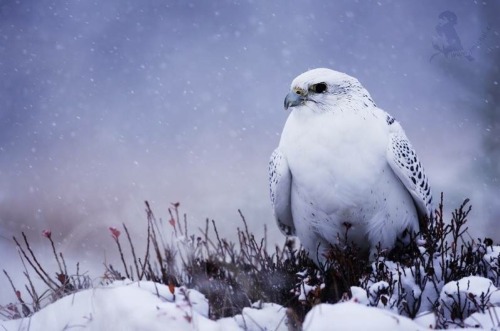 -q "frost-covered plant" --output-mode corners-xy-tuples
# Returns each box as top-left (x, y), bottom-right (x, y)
(357, 195), (495, 319)
(287, 194), (500, 327)
(3, 195), (500, 329)
(438, 276), (495, 327)
(101, 202), (315, 319)
(2, 231), (91, 319)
